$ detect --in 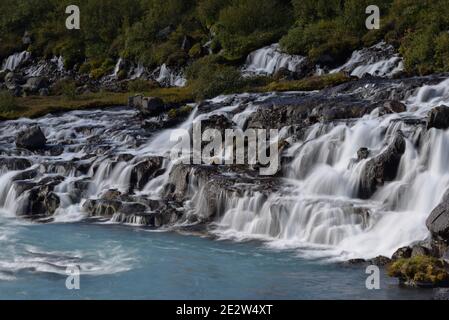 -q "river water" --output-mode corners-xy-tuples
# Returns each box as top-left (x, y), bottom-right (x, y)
(0, 217), (433, 300)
